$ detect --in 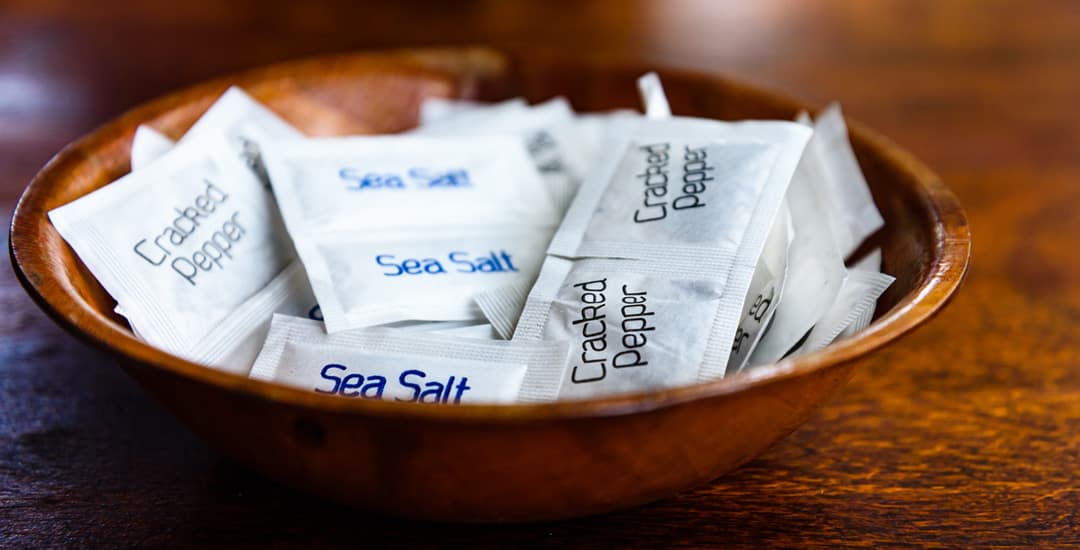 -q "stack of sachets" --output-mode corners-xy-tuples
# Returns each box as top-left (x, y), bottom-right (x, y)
(49, 74), (893, 404)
